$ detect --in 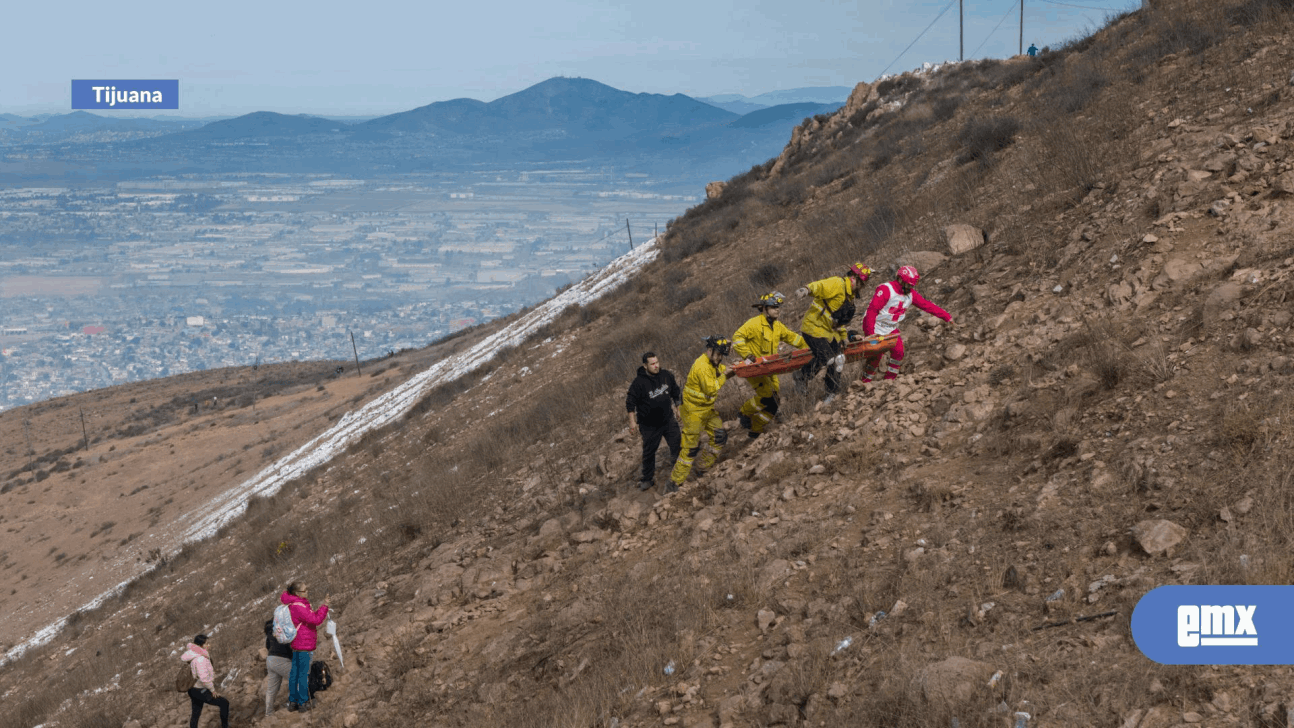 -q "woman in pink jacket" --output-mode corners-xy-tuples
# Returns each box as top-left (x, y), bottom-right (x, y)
(181, 634), (230, 728)
(281, 581), (330, 711)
